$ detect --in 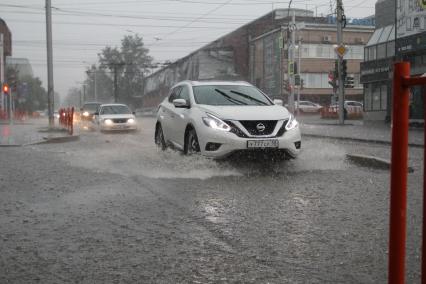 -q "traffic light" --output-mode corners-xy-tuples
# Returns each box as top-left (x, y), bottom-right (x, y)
(294, 74), (301, 86)
(342, 59), (347, 80)
(2, 83), (9, 94)
(344, 76), (355, 88)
